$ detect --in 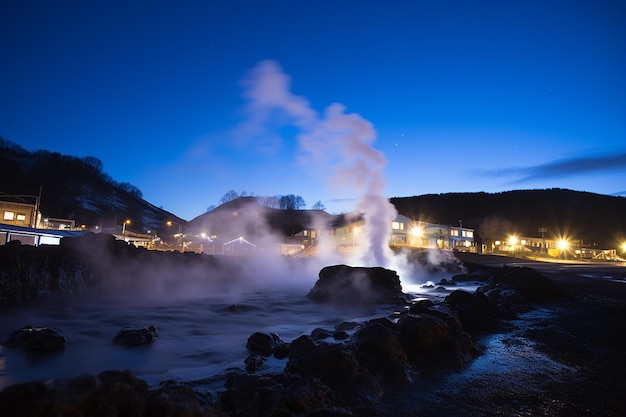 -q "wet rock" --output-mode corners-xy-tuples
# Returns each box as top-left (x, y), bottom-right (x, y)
(146, 383), (224, 417)
(355, 323), (412, 385)
(244, 353), (266, 373)
(287, 336), (361, 391)
(444, 290), (502, 334)
(273, 342), (290, 359)
(0, 370), (224, 417)
(218, 372), (336, 417)
(335, 321), (359, 331)
(112, 325), (158, 346)
(246, 331), (283, 357)
(311, 328), (333, 341)
(4, 326), (66, 350)
(479, 266), (564, 303)
(397, 312), (478, 369)
(308, 265), (405, 304)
